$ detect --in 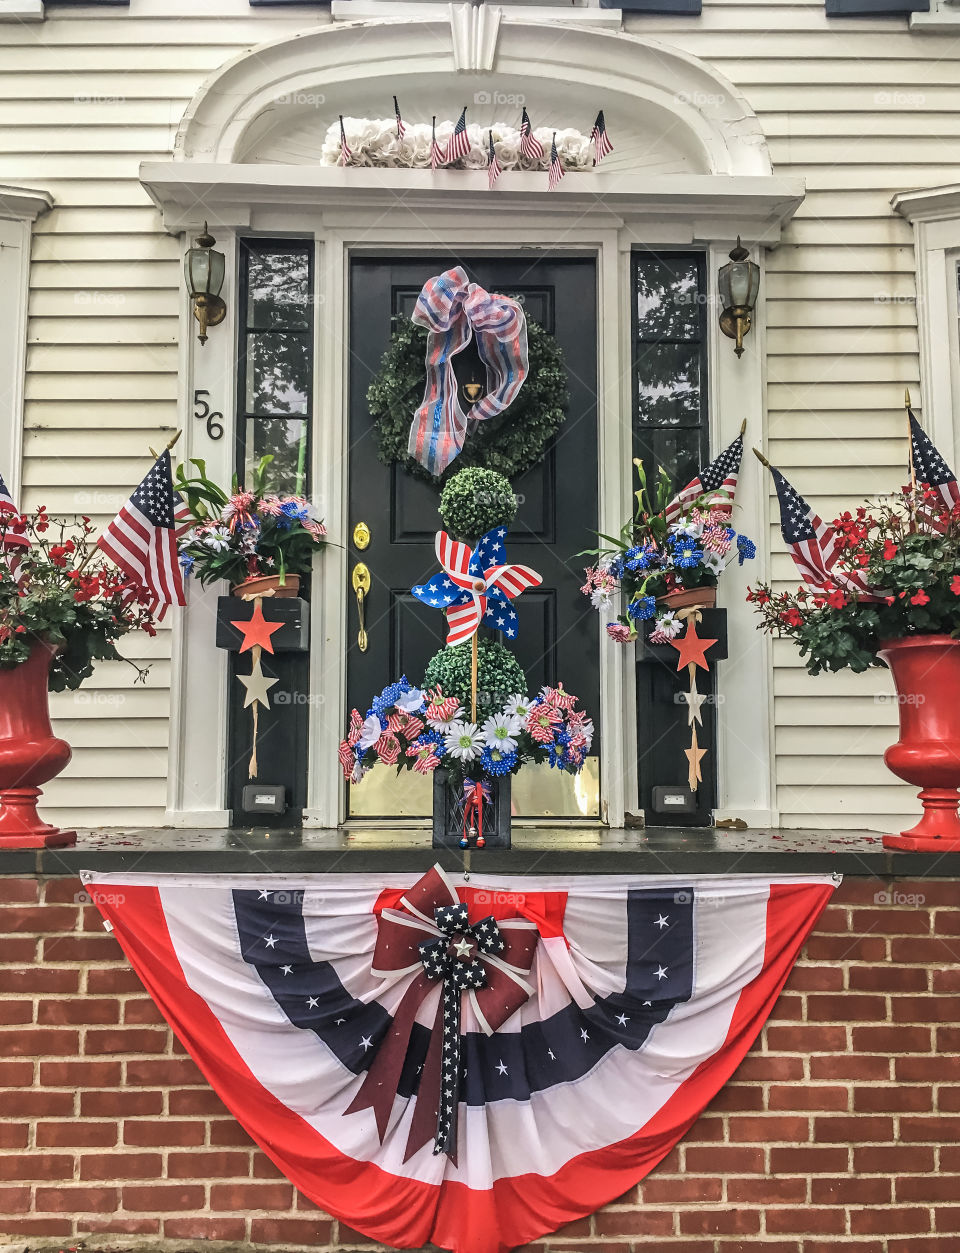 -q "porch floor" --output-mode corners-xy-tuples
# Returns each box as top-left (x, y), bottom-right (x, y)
(3, 824), (958, 878)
